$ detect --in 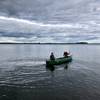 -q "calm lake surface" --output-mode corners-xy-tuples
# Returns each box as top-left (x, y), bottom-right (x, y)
(0, 44), (100, 100)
